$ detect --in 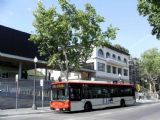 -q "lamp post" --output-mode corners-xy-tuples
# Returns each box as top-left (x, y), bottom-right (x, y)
(119, 73), (122, 83)
(32, 57), (38, 110)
